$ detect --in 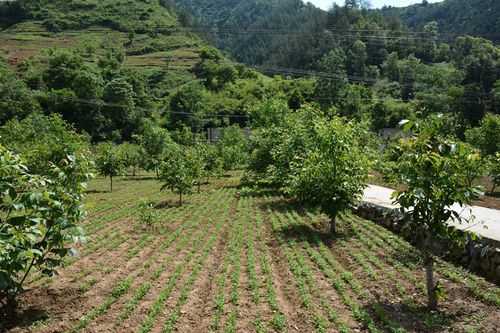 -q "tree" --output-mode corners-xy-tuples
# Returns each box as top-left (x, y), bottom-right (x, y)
(391, 116), (482, 310)
(169, 82), (206, 129)
(160, 148), (196, 206)
(95, 143), (123, 192)
(102, 77), (138, 141)
(382, 52), (400, 82)
(286, 116), (370, 234)
(203, 144), (224, 182)
(314, 48), (348, 107)
(0, 144), (92, 301)
(217, 125), (249, 171)
(117, 142), (142, 176)
(135, 121), (172, 178)
(465, 114), (500, 156)
(188, 144), (207, 193)
(489, 153), (500, 194)
(347, 40), (367, 77)
(0, 113), (90, 176)
(0, 64), (40, 125)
